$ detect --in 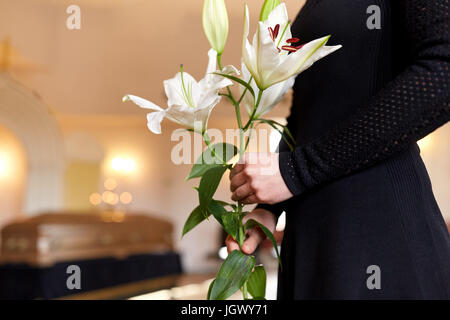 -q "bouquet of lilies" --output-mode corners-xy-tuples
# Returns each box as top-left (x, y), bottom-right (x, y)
(124, 0), (341, 300)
